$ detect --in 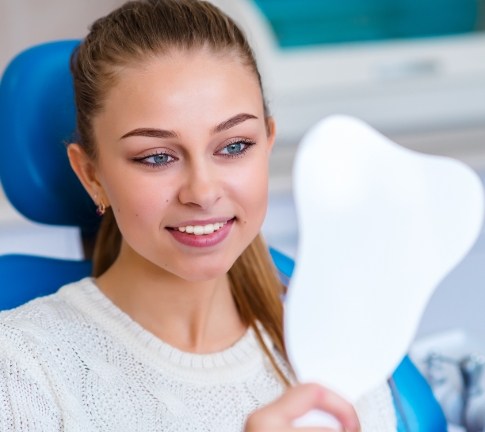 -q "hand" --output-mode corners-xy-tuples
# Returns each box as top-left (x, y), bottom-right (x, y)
(244, 383), (360, 432)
